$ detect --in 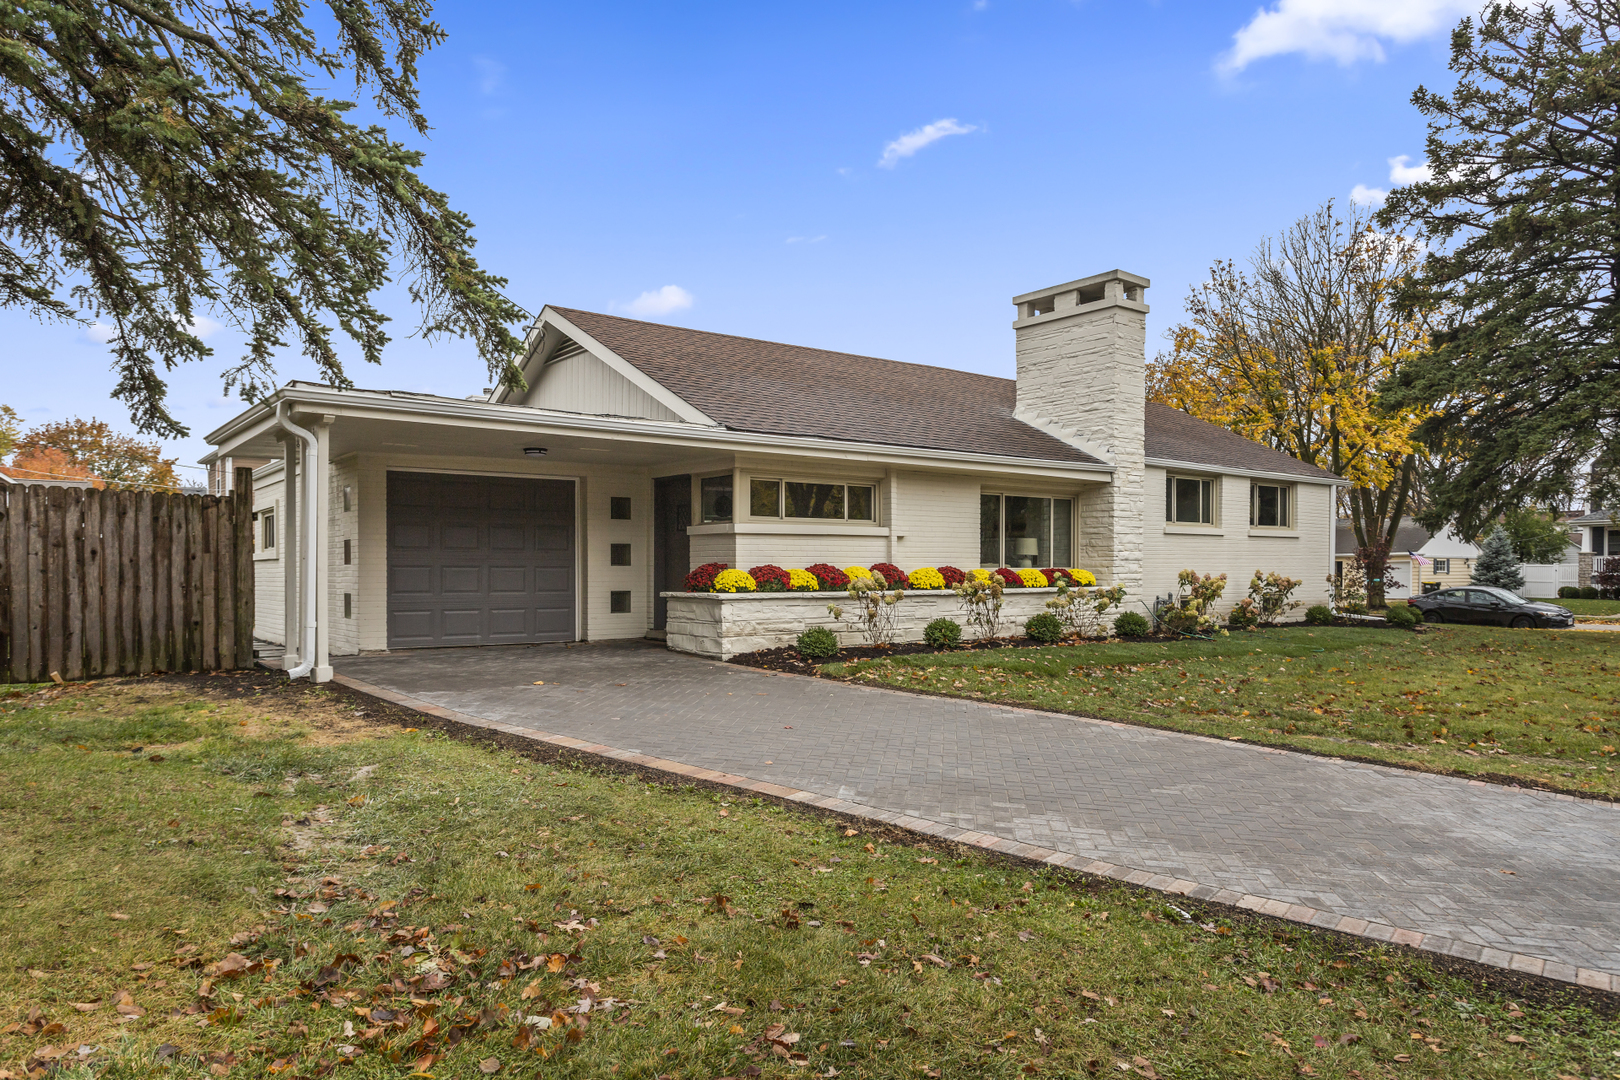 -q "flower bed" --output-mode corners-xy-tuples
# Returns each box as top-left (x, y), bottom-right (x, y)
(662, 586), (1067, 660)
